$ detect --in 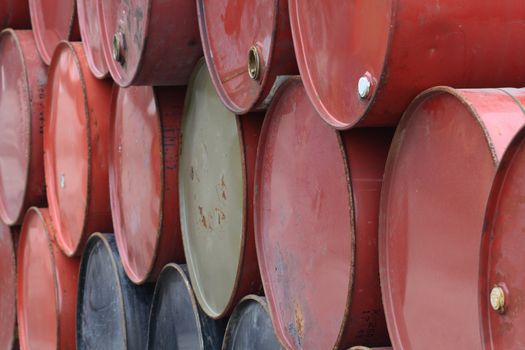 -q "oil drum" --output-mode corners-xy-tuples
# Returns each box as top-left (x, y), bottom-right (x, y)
(222, 295), (282, 350)
(77, 0), (108, 78)
(44, 42), (113, 257)
(110, 86), (185, 284)
(380, 87), (525, 349)
(0, 0), (30, 29)
(17, 207), (79, 350)
(0, 29), (46, 226)
(288, 1), (525, 129)
(28, 0), (80, 64)
(179, 59), (263, 319)
(197, 0), (297, 113)
(254, 78), (392, 349)
(0, 222), (16, 350)
(98, 0), (202, 86)
(77, 233), (154, 350)
(147, 263), (226, 349)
